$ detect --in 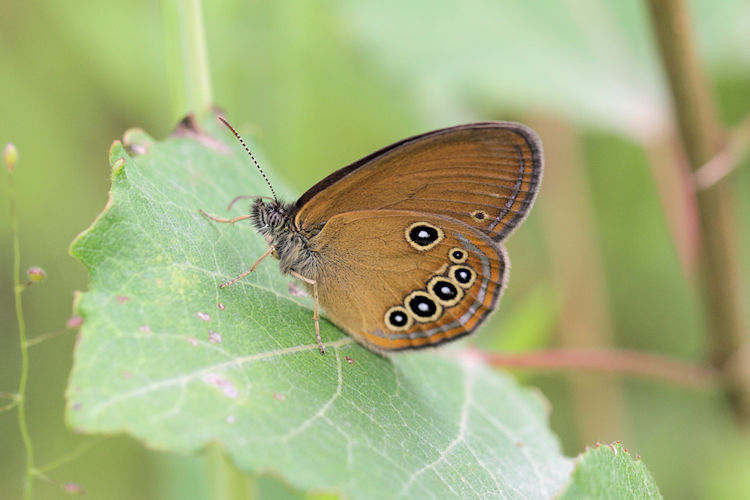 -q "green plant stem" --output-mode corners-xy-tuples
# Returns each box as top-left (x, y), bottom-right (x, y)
(647, 0), (750, 418)
(9, 169), (35, 499)
(24, 325), (72, 348)
(36, 438), (102, 474)
(209, 446), (255, 500)
(179, 0), (213, 118)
